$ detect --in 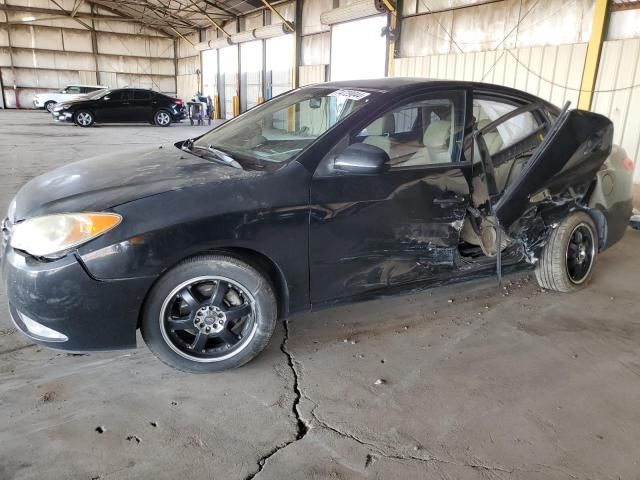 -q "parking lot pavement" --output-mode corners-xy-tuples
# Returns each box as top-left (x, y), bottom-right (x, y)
(2, 109), (640, 479)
